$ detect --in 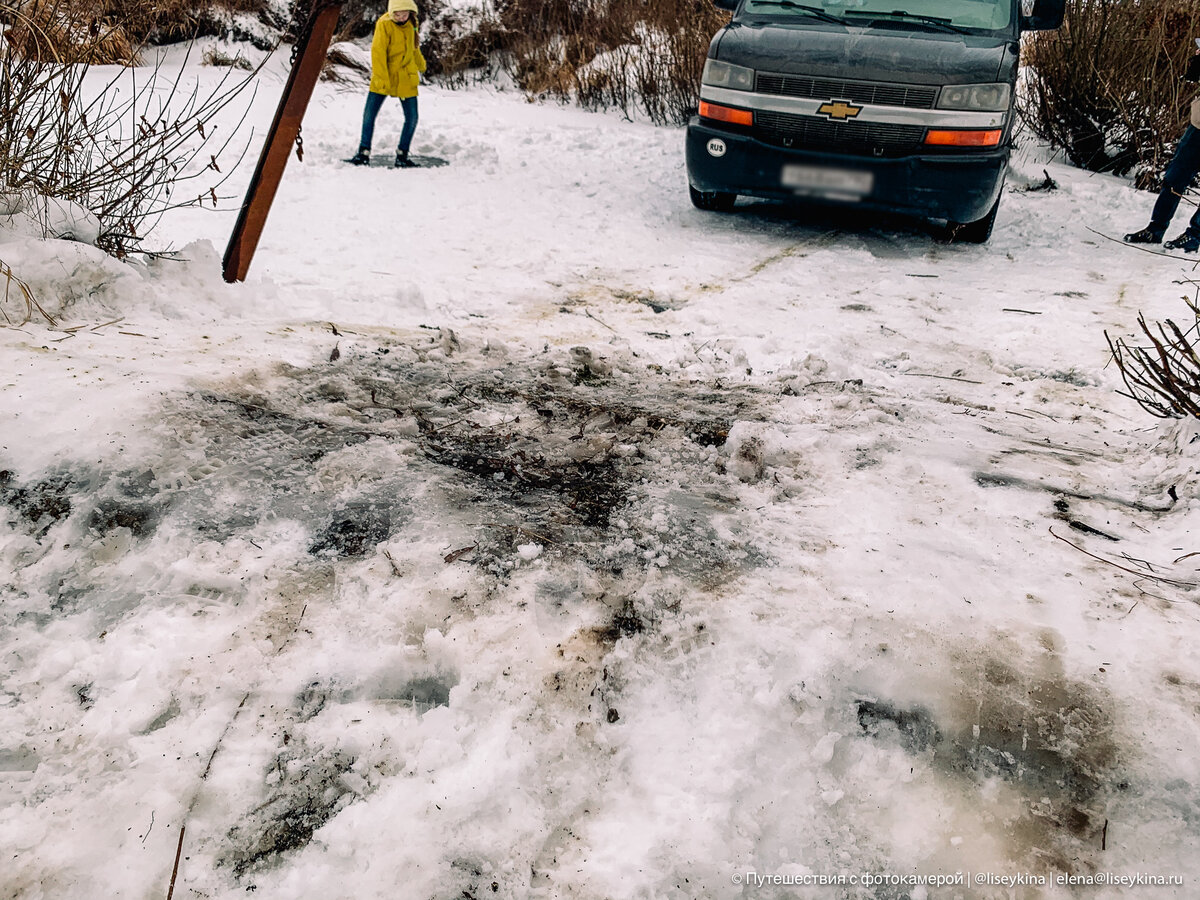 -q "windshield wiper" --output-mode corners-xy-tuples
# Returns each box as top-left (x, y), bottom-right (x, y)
(750, 1), (849, 26)
(843, 9), (970, 34)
